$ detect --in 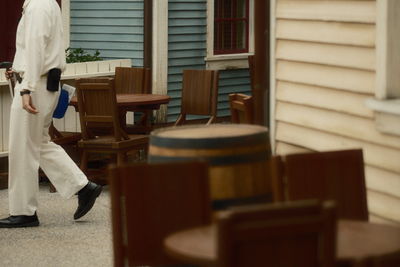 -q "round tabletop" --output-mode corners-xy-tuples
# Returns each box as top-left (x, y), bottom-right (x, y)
(164, 220), (400, 266)
(70, 93), (170, 108)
